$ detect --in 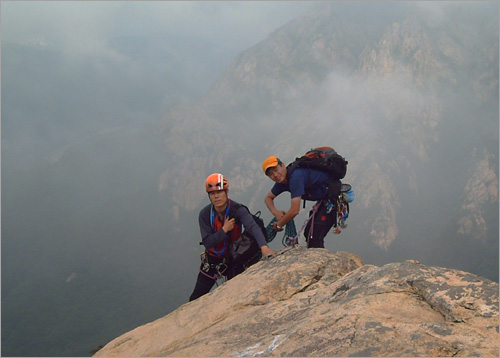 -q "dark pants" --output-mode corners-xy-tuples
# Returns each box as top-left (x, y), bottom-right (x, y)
(189, 255), (244, 302)
(304, 177), (341, 248)
(304, 200), (337, 248)
(303, 178), (342, 248)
